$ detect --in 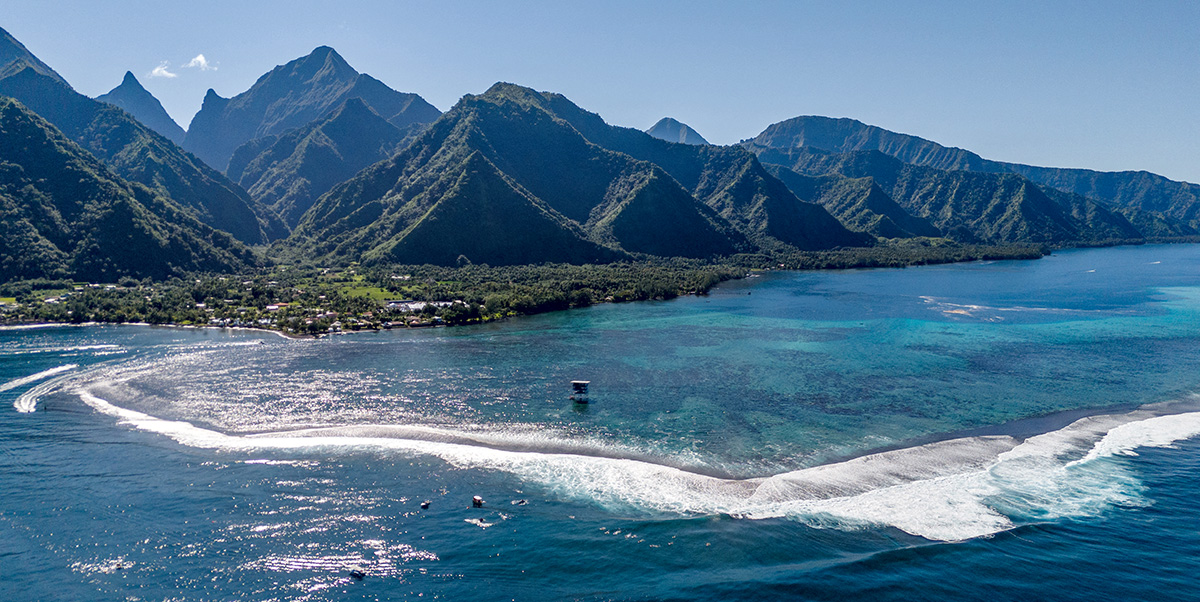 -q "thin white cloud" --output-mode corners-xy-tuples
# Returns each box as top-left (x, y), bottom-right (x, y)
(149, 61), (178, 79)
(184, 54), (216, 71)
